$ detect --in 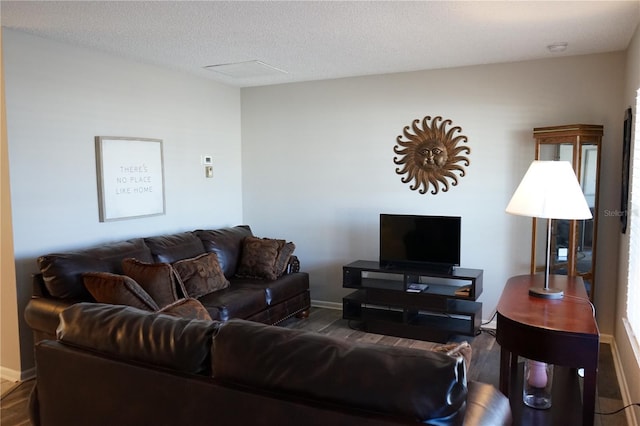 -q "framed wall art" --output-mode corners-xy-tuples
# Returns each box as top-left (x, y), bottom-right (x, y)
(95, 136), (165, 222)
